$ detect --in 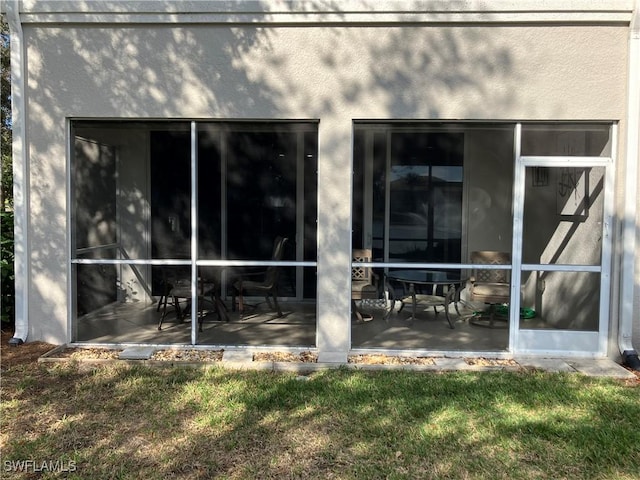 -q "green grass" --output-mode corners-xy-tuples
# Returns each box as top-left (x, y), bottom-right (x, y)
(1, 363), (639, 479)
